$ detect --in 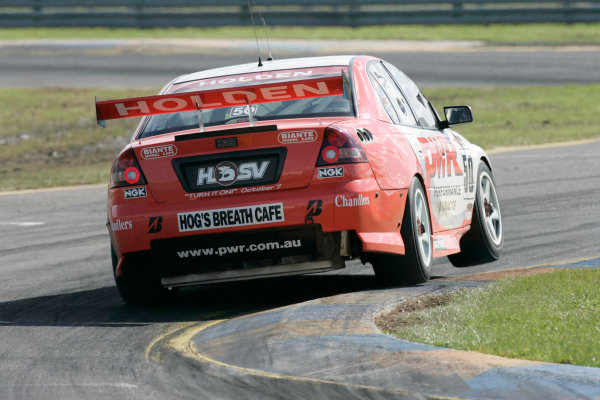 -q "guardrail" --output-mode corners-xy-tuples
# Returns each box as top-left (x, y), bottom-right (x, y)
(1, 0), (599, 27)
